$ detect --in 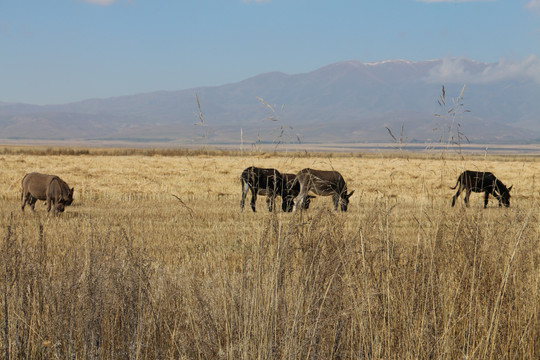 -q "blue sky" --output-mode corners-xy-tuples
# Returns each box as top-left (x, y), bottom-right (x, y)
(1, 0), (539, 105)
